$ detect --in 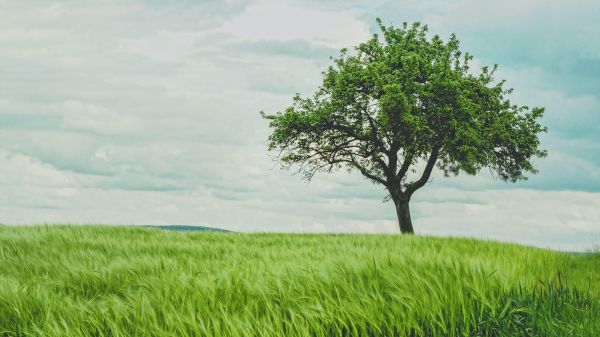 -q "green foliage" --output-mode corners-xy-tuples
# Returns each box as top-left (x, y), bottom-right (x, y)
(1, 225), (598, 337)
(263, 20), (547, 200)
